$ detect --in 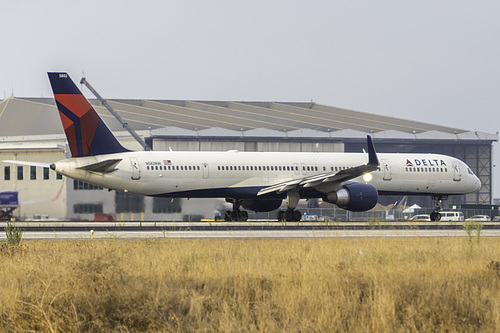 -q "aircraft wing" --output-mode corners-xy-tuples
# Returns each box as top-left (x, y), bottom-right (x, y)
(257, 135), (379, 196)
